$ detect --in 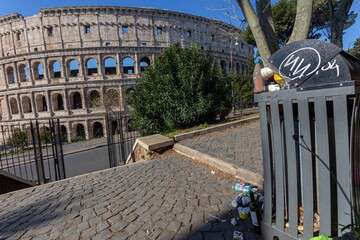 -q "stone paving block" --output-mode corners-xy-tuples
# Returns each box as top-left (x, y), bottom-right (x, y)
(0, 153), (261, 240)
